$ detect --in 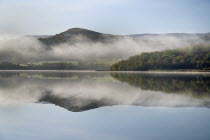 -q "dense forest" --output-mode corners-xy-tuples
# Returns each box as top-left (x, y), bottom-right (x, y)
(110, 45), (210, 71)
